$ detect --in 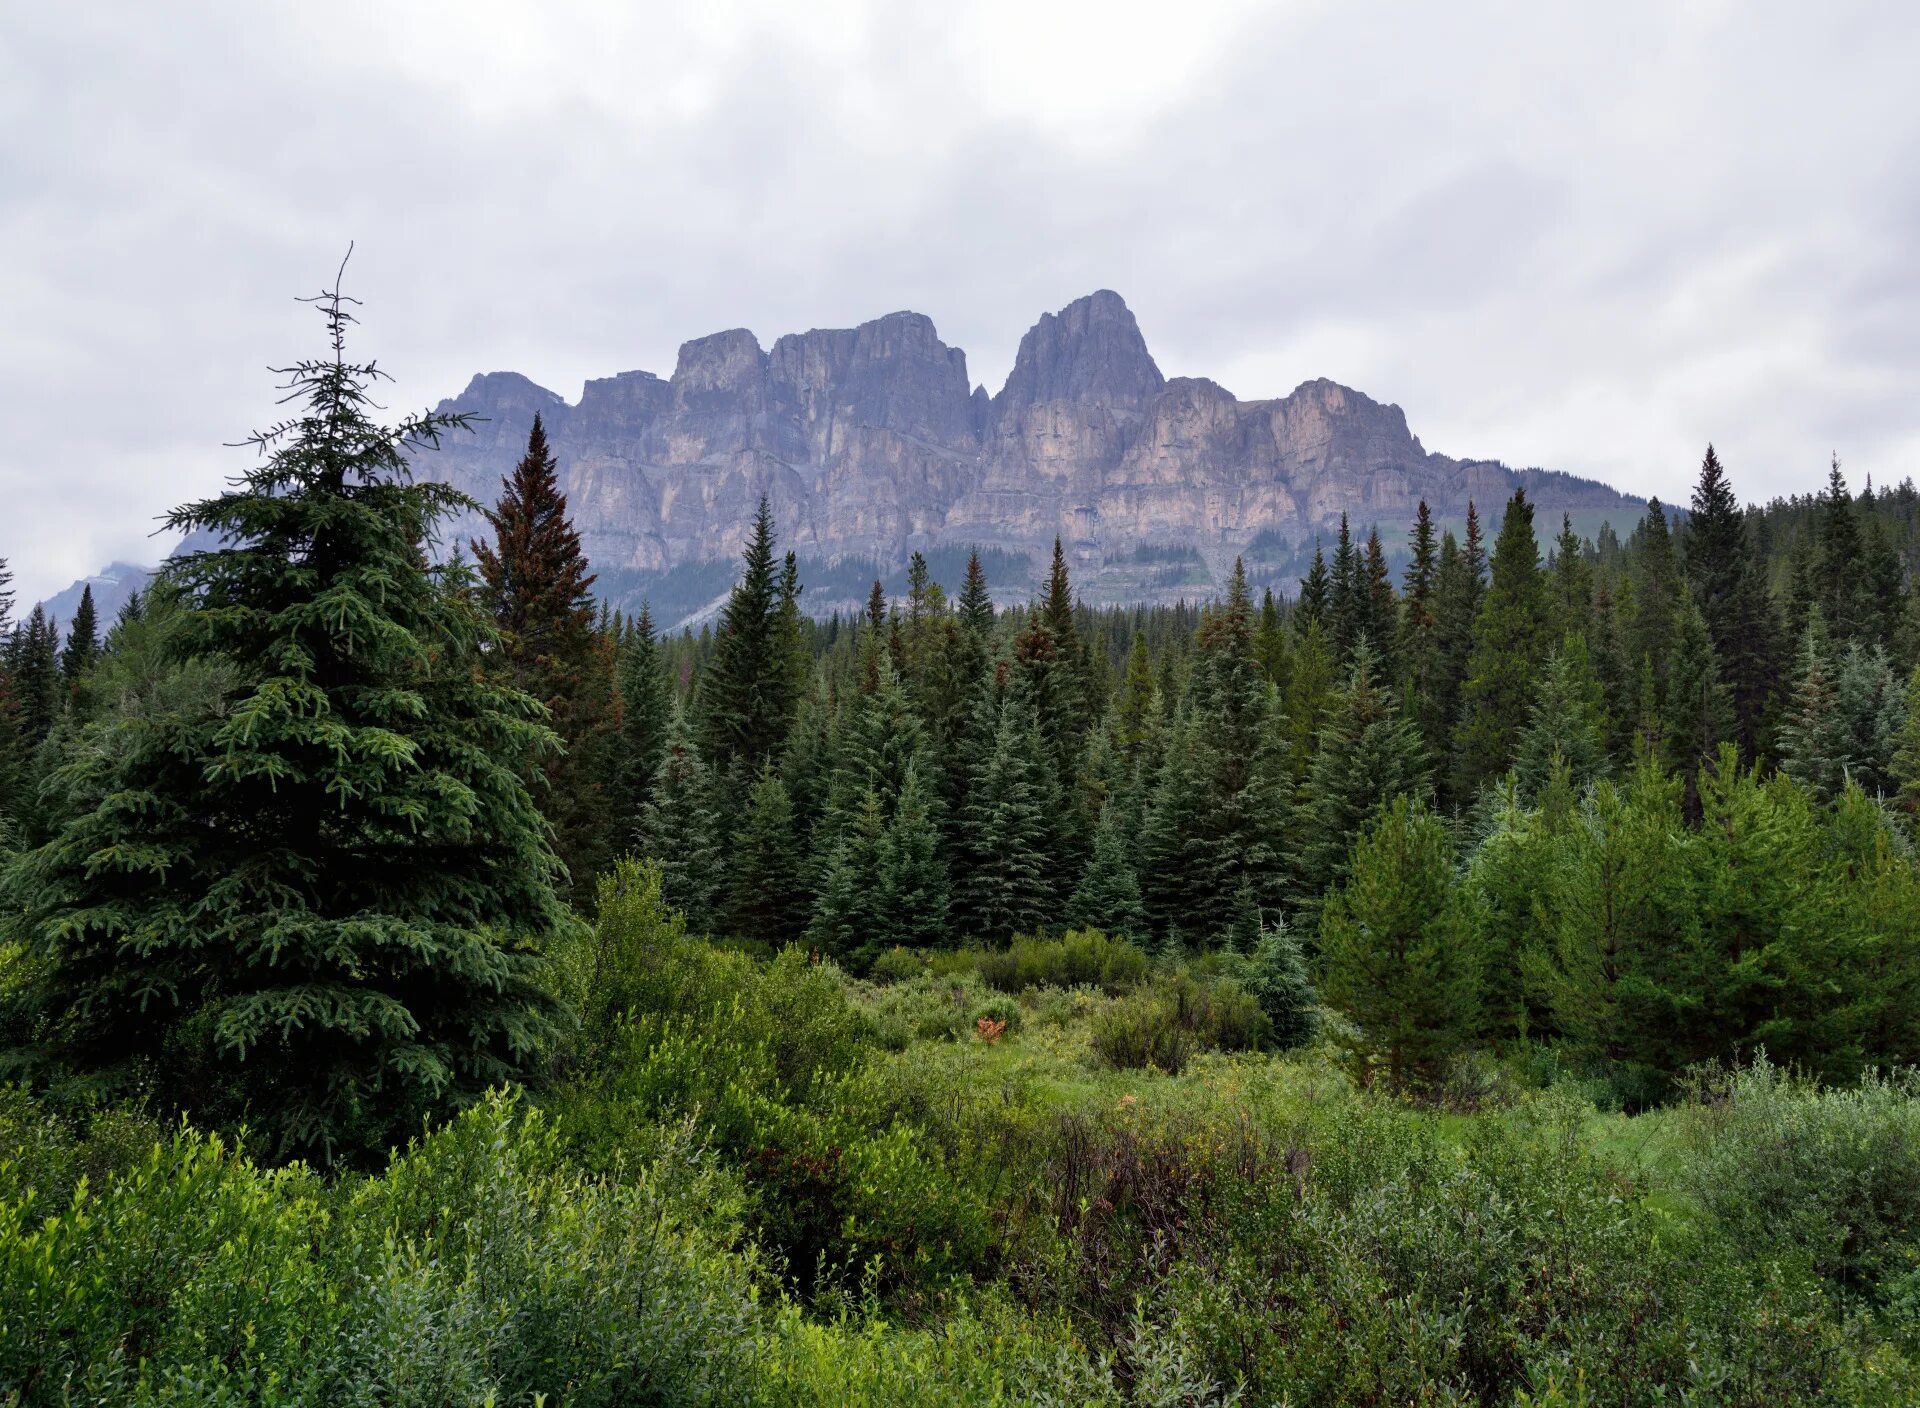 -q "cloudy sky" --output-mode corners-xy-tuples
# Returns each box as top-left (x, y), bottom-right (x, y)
(3, 0), (1917, 605)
